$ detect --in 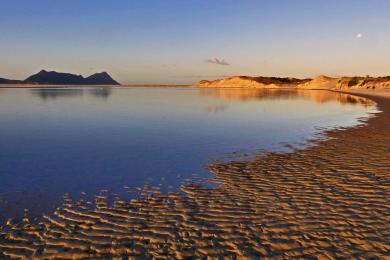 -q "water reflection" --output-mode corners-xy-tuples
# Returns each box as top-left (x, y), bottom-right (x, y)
(31, 88), (83, 100)
(199, 88), (295, 101)
(0, 87), (378, 220)
(30, 87), (112, 100)
(198, 88), (375, 107)
(88, 87), (112, 99)
(206, 104), (229, 113)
